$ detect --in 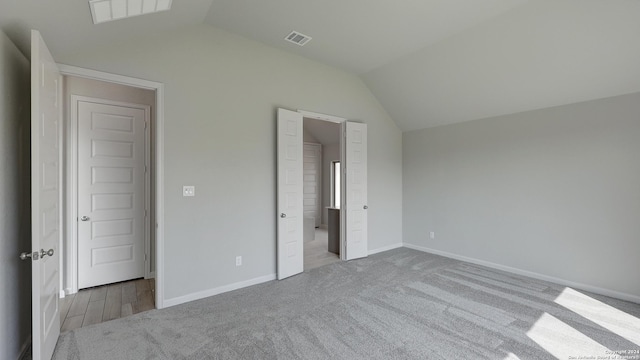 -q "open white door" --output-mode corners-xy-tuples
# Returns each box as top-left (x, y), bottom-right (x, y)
(276, 108), (304, 279)
(30, 30), (61, 360)
(342, 122), (368, 260)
